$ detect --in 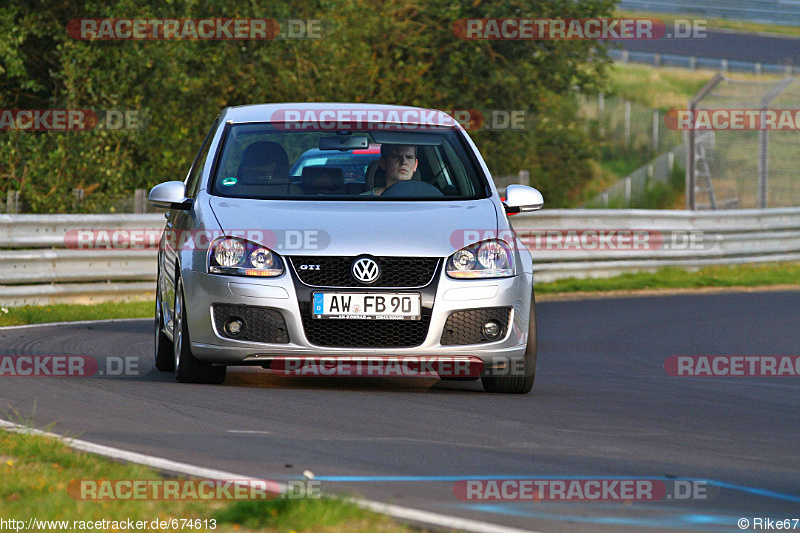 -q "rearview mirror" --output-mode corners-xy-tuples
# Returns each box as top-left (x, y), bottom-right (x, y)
(148, 181), (192, 210)
(319, 135), (370, 151)
(504, 184), (544, 214)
